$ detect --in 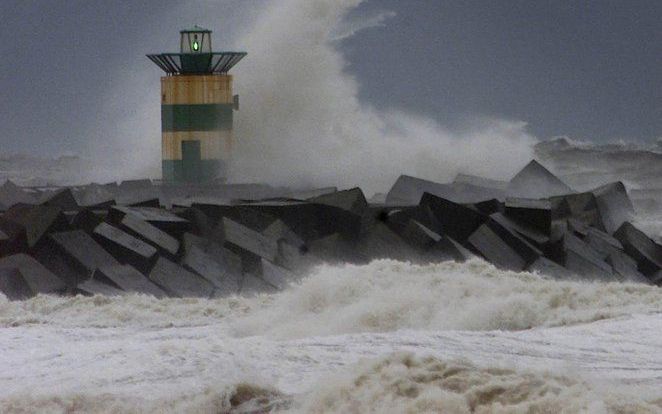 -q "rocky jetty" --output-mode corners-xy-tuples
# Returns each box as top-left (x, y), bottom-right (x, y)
(0, 160), (660, 300)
